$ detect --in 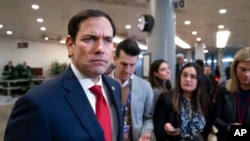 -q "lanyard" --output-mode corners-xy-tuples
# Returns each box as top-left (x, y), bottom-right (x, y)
(123, 81), (132, 119)
(236, 92), (250, 124)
